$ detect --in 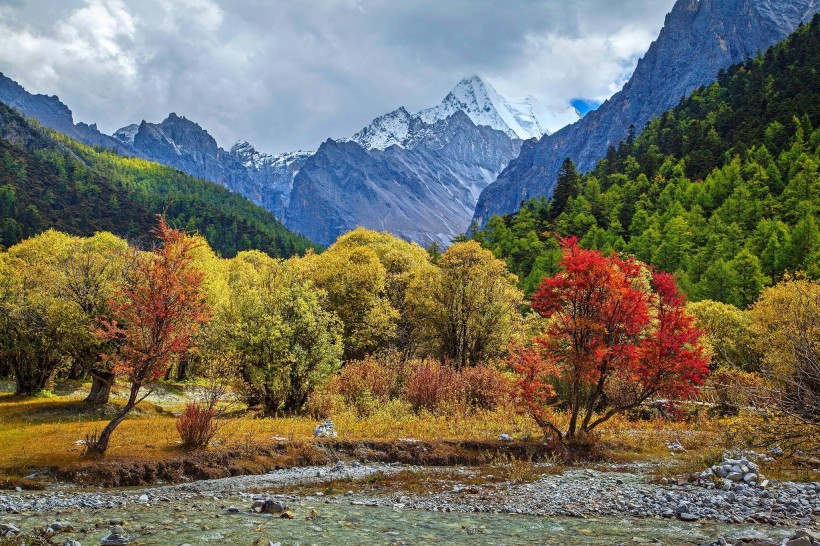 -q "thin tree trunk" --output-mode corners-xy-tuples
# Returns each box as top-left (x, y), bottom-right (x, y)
(568, 381), (580, 436)
(581, 368), (609, 432)
(86, 382), (141, 455)
(176, 353), (190, 381)
(13, 356), (53, 395)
